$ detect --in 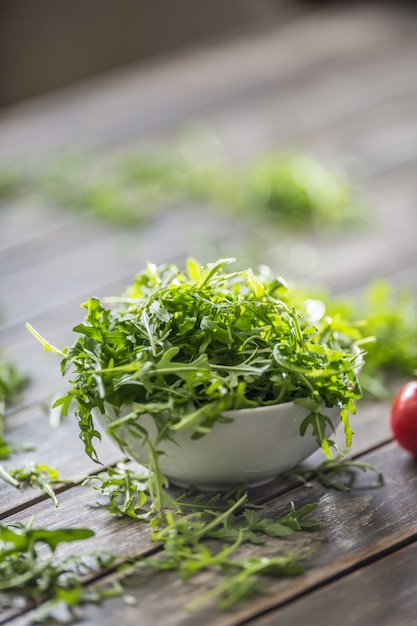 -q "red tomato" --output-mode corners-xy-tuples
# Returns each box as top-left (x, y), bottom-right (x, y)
(390, 380), (417, 457)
